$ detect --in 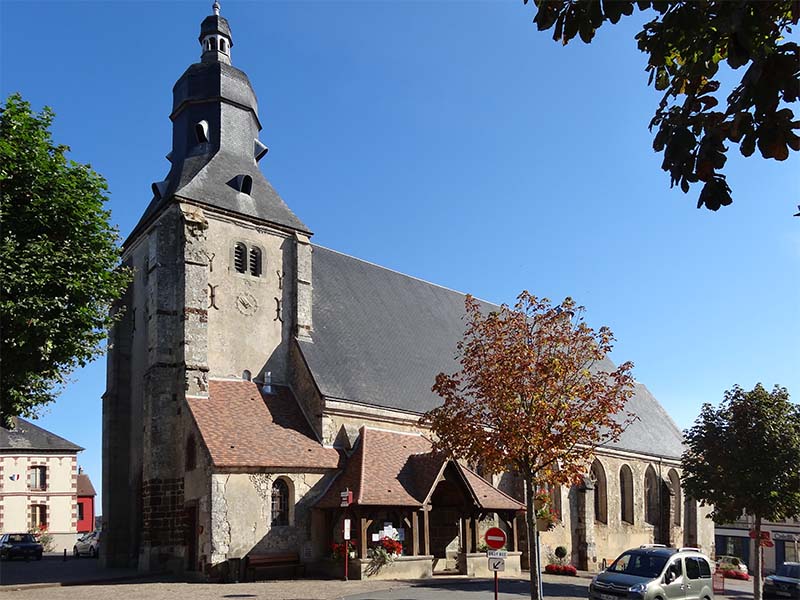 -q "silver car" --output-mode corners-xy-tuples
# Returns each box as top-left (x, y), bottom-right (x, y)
(590, 546), (714, 600)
